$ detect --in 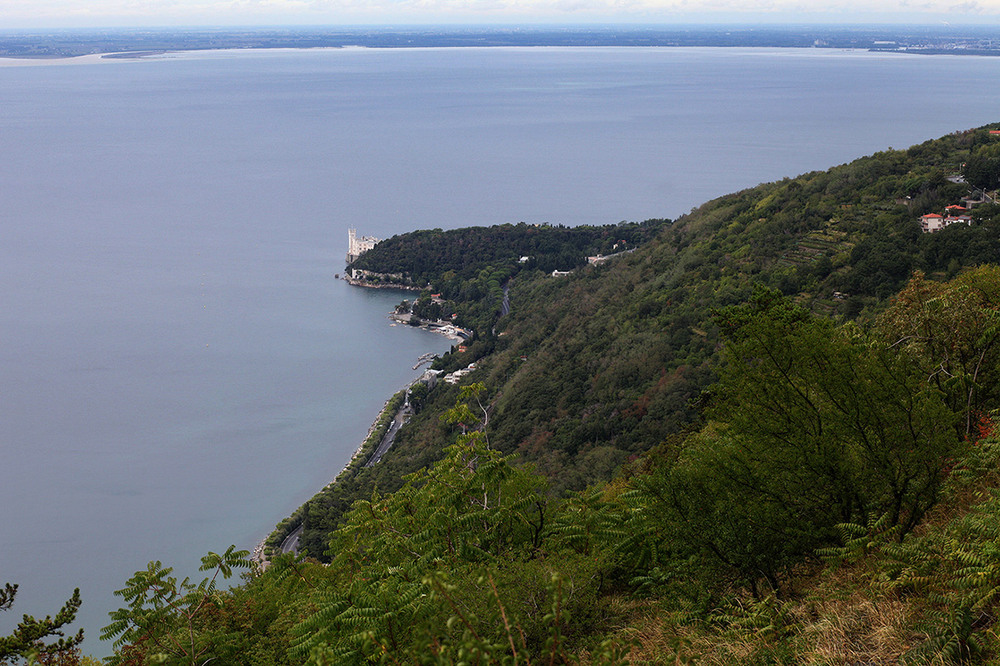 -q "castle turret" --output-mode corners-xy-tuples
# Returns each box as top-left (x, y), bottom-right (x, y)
(347, 228), (380, 264)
